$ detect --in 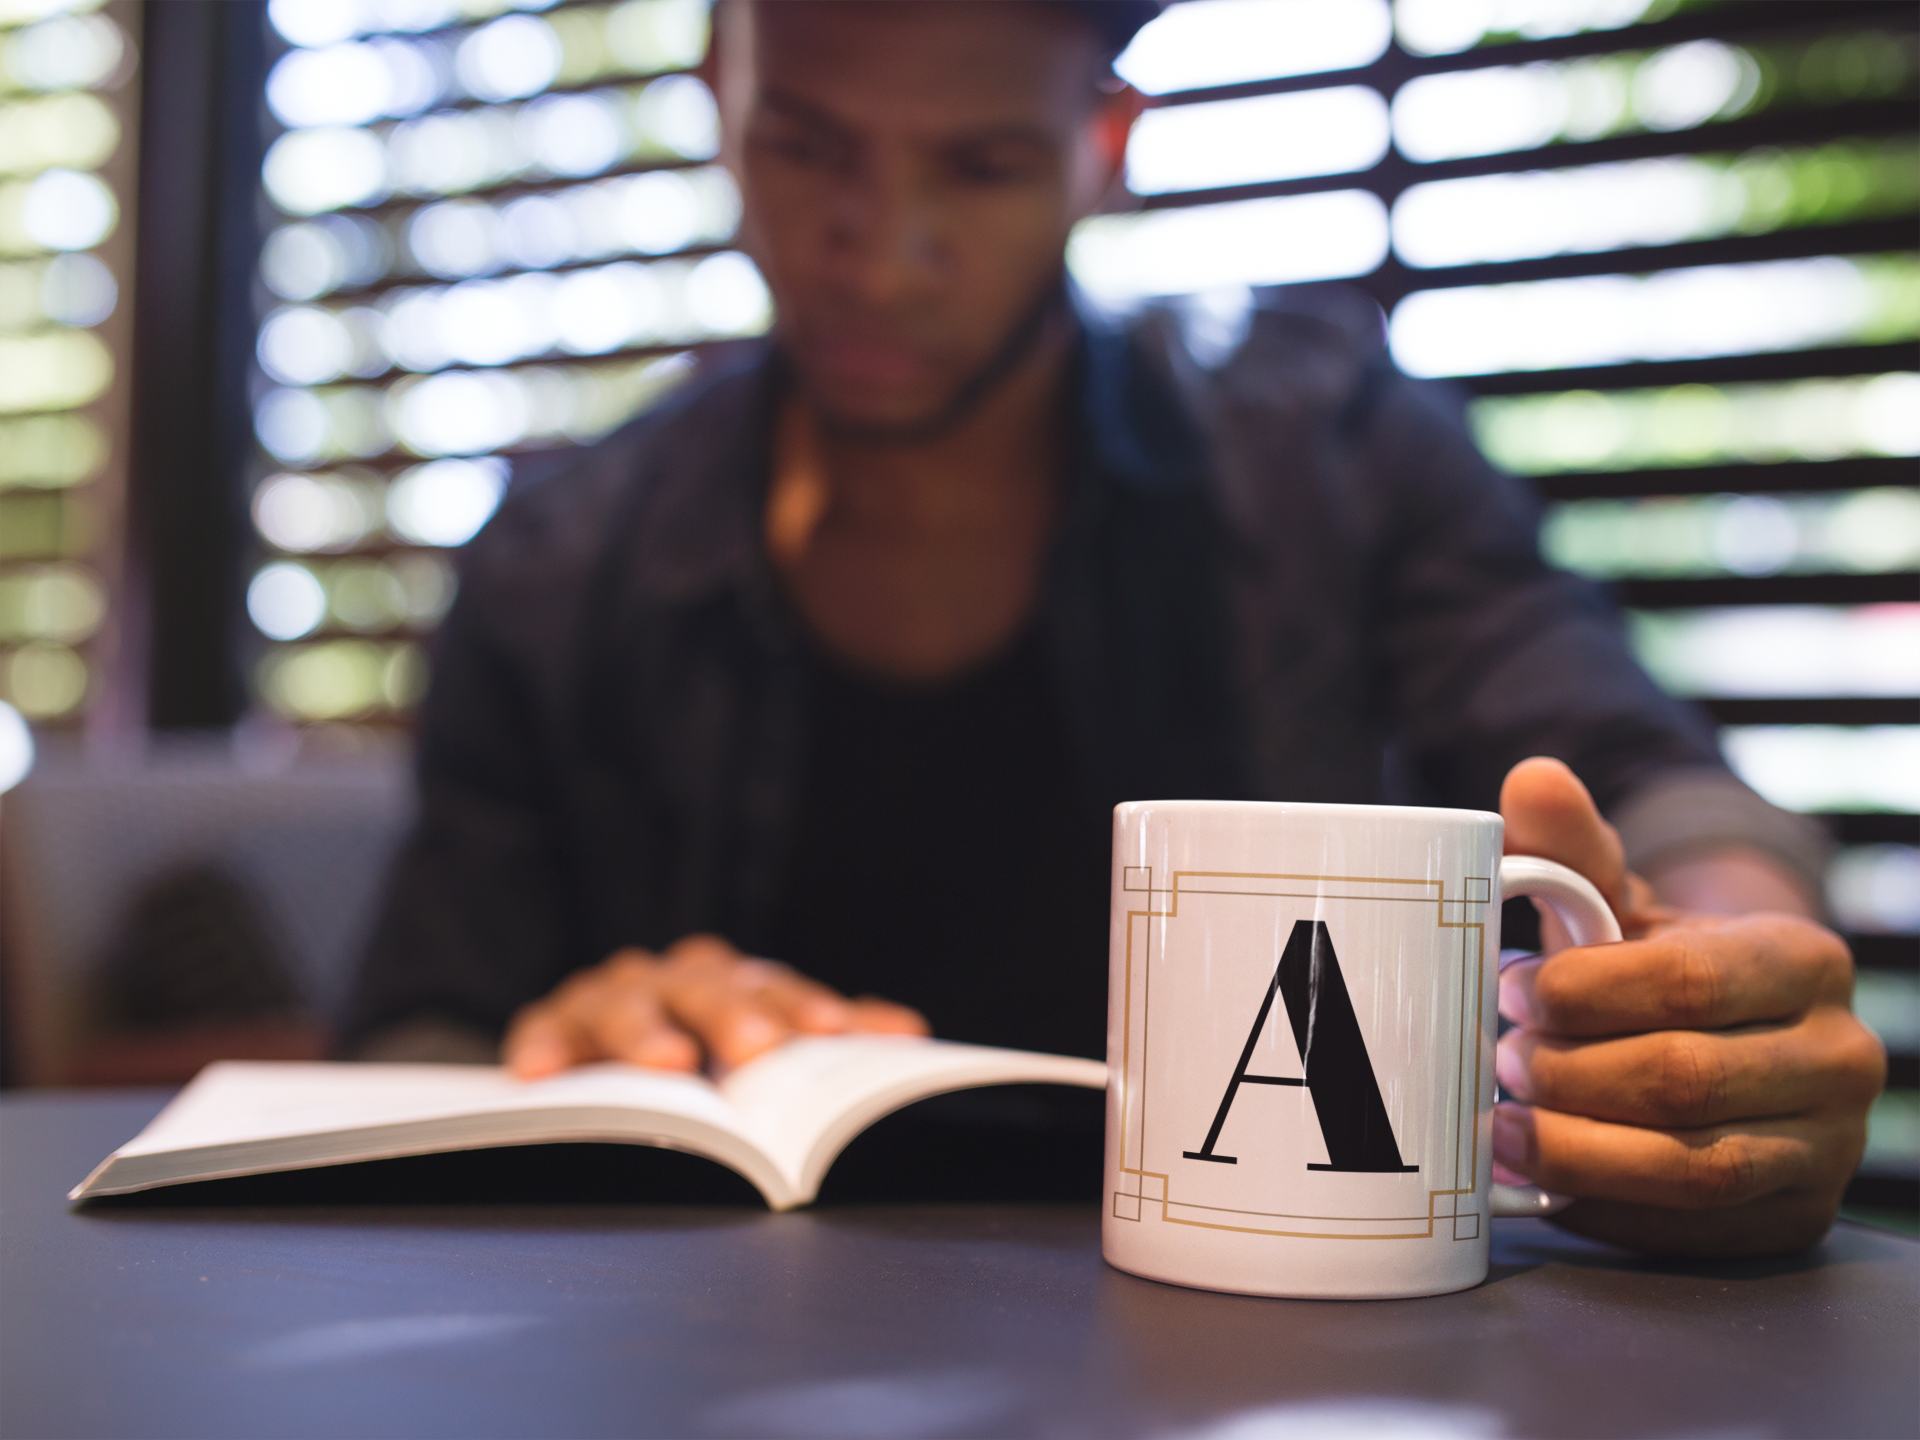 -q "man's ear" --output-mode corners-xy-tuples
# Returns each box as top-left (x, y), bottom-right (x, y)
(1089, 83), (1145, 212)
(703, 0), (754, 180)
